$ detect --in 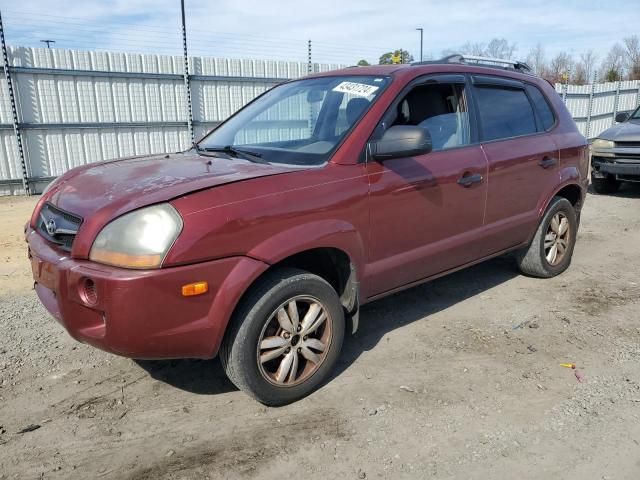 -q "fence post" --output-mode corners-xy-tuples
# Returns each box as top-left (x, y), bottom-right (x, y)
(180, 0), (194, 146)
(307, 40), (312, 74)
(585, 77), (596, 140)
(0, 11), (30, 195)
(612, 80), (621, 126)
